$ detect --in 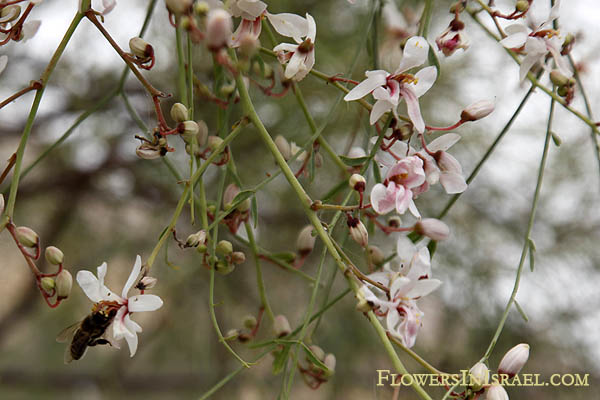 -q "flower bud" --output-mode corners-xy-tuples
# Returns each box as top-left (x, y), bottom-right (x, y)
(461, 100), (494, 122)
(557, 85), (569, 97)
(165, 0), (192, 16)
(498, 343), (530, 378)
(367, 245), (385, 266)
(40, 277), (55, 292)
(414, 218), (450, 241)
(469, 362), (490, 391)
(243, 315), (257, 329)
(55, 269), (73, 300)
(550, 70), (570, 87)
(223, 183), (240, 210)
(217, 240), (233, 256)
(216, 260), (235, 275)
(136, 145), (162, 160)
(0, 194), (5, 215)
(206, 9), (232, 51)
(225, 328), (240, 340)
(348, 217), (368, 248)
(238, 33), (260, 58)
(170, 102), (189, 123)
(275, 135), (292, 160)
(486, 383), (509, 400)
(308, 345), (325, 361)
(515, 0), (529, 12)
(231, 251), (246, 264)
(186, 230), (206, 247)
(137, 276), (158, 290)
(0, 5), (21, 24)
(196, 120), (208, 146)
(45, 246), (64, 265)
(349, 174), (366, 191)
(434, 151), (462, 174)
(129, 37), (153, 59)
(15, 226), (38, 248)
(296, 225), (316, 256)
(207, 135), (224, 151)
(194, 1), (209, 16)
(273, 314), (291, 337)
(180, 120), (200, 142)
(323, 353), (336, 377)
